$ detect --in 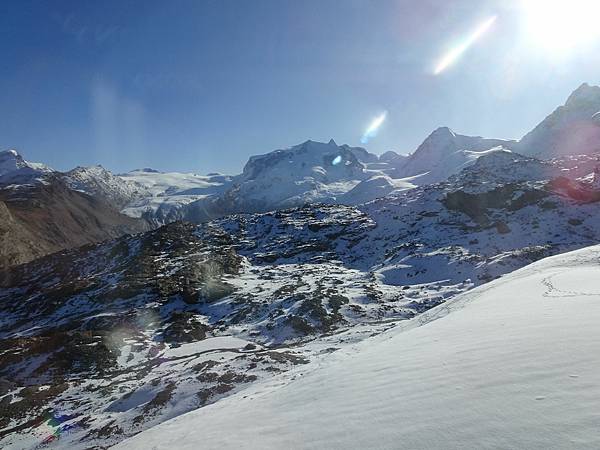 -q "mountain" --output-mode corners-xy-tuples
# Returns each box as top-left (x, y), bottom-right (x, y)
(180, 140), (416, 222)
(5, 83), (600, 229)
(0, 149), (54, 184)
(392, 127), (517, 185)
(0, 173), (149, 270)
(378, 150), (405, 163)
(2, 149), (600, 447)
(116, 243), (600, 450)
(62, 165), (149, 209)
(517, 82), (600, 158)
(219, 139), (380, 210)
